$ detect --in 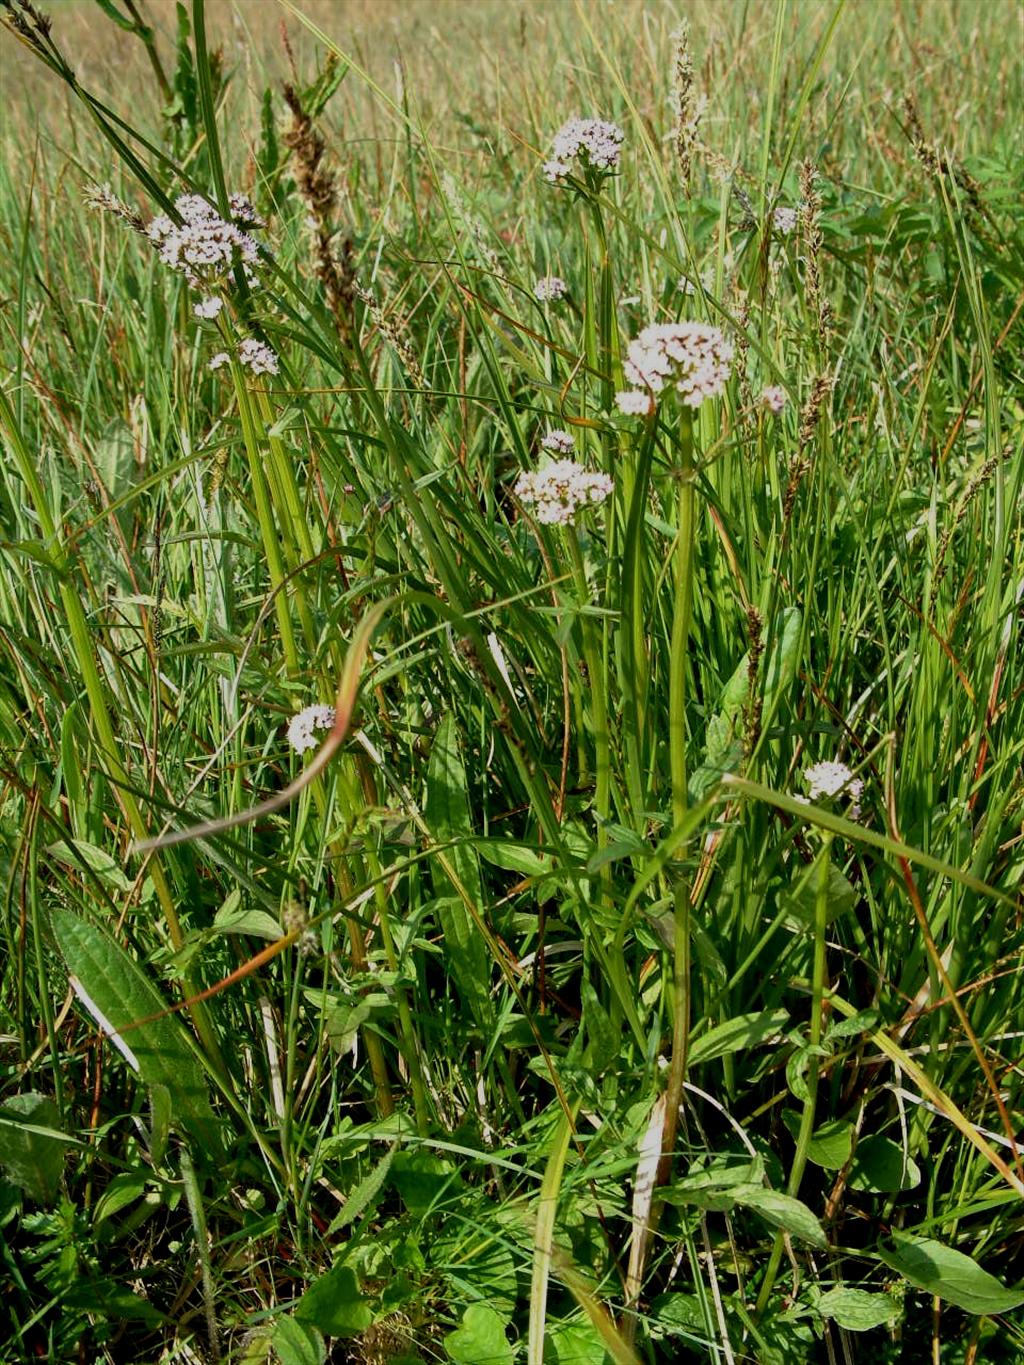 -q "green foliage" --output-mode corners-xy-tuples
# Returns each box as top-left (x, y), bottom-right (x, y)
(0, 0), (1022, 1360)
